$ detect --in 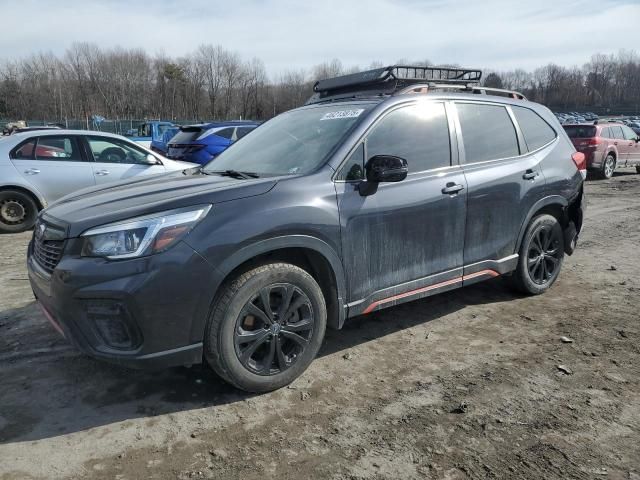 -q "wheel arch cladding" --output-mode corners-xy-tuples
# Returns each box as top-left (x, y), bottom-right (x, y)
(212, 236), (347, 330)
(515, 196), (568, 254)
